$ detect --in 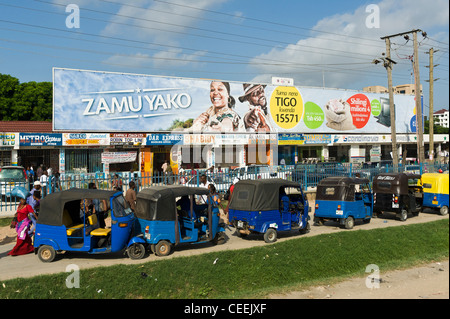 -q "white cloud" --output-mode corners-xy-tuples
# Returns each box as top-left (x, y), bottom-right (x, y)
(101, 0), (228, 43)
(100, 0), (228, 69)
(249, 0), (449, 89)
